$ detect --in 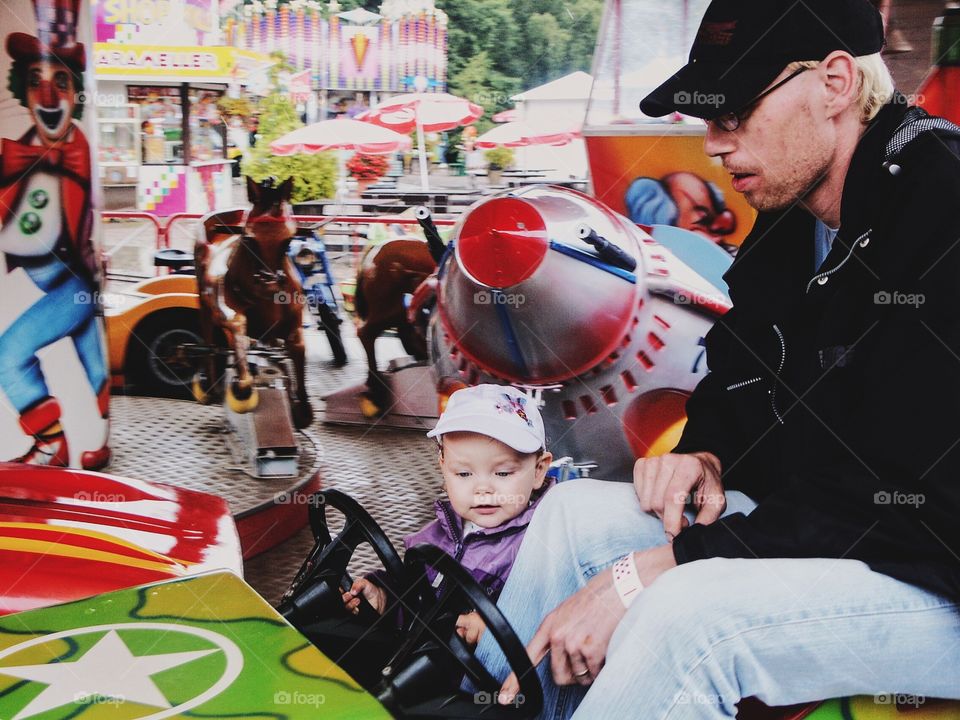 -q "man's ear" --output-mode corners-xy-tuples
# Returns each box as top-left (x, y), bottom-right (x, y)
(820, 51), (860, 120)
(533, 451), (553, 489)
